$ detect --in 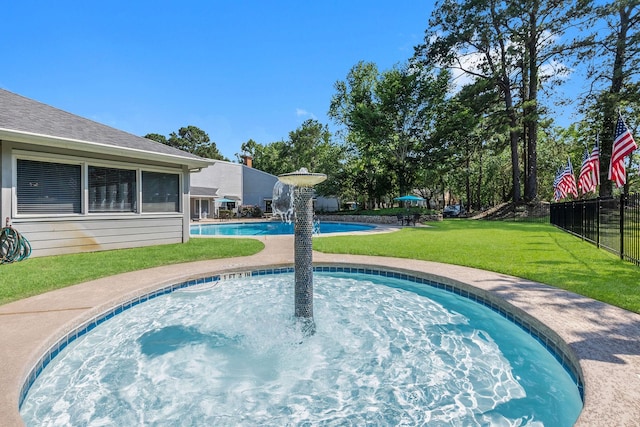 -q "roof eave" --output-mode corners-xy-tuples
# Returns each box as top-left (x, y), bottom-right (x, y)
(0, 128), (215, 170)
